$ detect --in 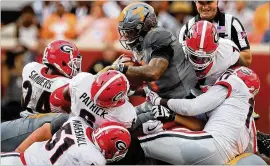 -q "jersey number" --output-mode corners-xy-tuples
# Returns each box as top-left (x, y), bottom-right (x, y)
(22, 80), (51, 113)
(218, 70), (233, 81)
(45, 122), (75, 164)
(79, 109), (96, 127)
